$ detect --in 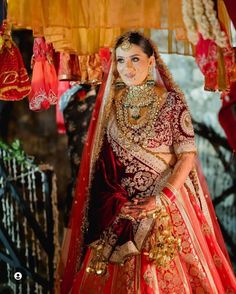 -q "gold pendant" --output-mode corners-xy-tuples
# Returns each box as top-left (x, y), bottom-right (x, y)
(130, 107), (141, 120)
